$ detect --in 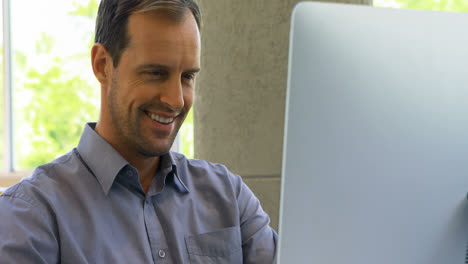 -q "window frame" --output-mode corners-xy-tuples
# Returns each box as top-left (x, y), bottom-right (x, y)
(2, 0), (14, 176)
